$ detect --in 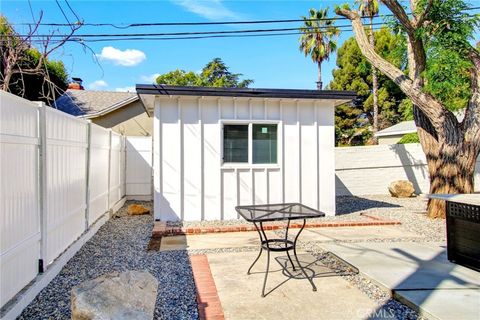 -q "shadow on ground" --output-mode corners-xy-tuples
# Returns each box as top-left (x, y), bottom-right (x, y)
(336, 196), (401, 215)
(247, 252), (359, 297)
